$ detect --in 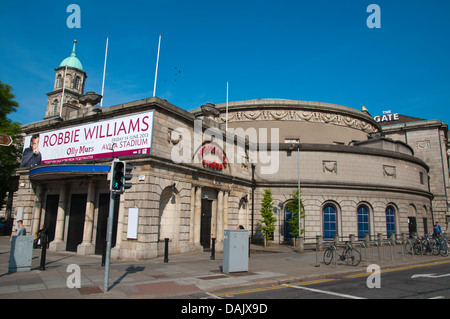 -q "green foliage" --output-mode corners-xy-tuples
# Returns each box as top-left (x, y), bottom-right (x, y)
(259, 189), (277, 240)
(0, 80), (23, 209)
(286, 189), (305, 238)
